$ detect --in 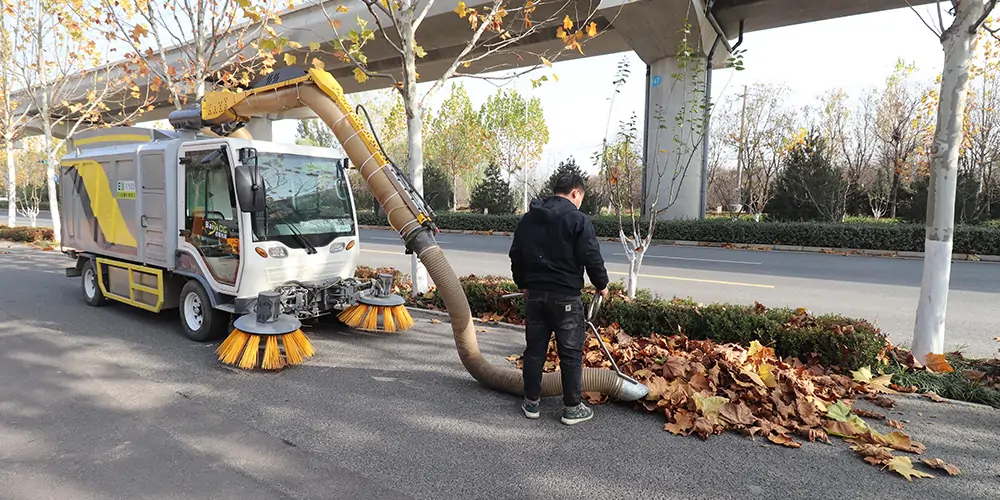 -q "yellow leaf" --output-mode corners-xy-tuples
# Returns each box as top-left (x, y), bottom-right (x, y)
(562, 15), (573, 30)
(556, 27), (566, 40)
(540, 56), (552, 67)
(283, 53), (297, 65)
(925, 353), (954, 373)
(288, 40), (302, 49)
(455, 1), (467, 16)
(309, 42), (321, 51)
(586, 21), (597, 37)
(758, 363), (777, 388)
(312, 58), (325, 70)
(414, 44), (427, 58)
(851, 366), (873, 383)
(886, 456), (934, 481)
(747, 340), (764, 357)
(692, 392), (728, 424)
(353, 67), (368, 83)
(337, 5), (349, 12)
